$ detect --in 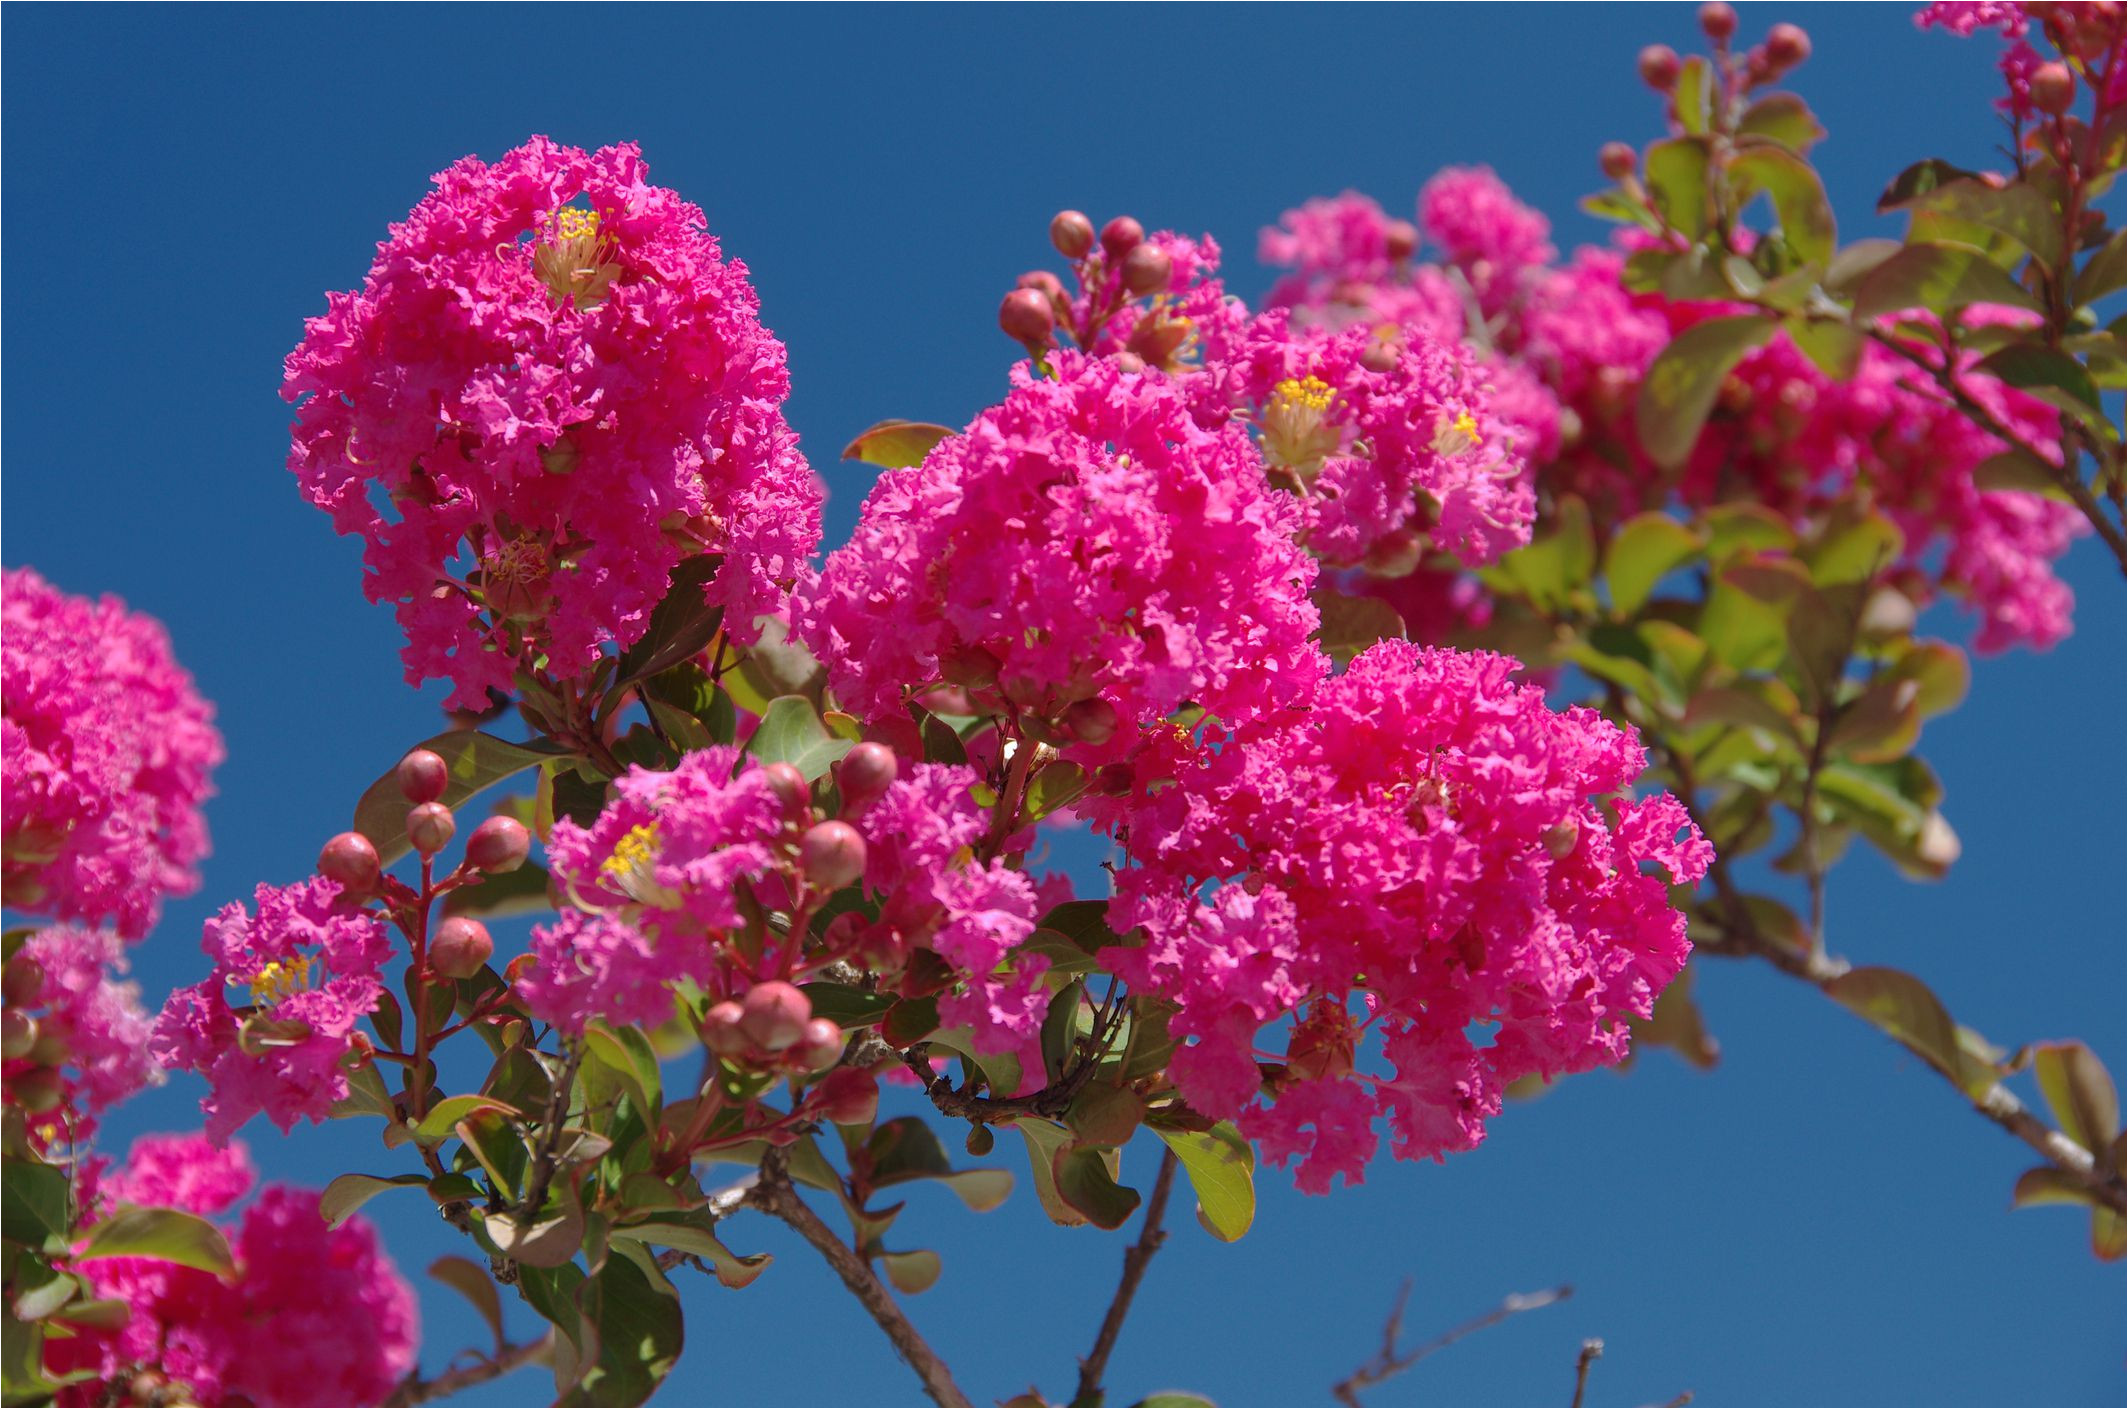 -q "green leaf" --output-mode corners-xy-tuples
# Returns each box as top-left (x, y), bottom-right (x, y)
(2031, 1042), (2120, 1154)
(1827, 676), (1923, 764)
(1497, 495), (1596, 611)
(1135, 1395), (1218, 1408)
(2011, 1166), (2094, 1209)
(1154, 1123), (1256, 1242)
(1883, 177), (2064, 275)
(1631, 963), (1721, 1070)
(743, 696), (854, 782)
(2, 1160), (71, 1251)
(611, 1211), (773, 1289)
(1310, 588), (1404, 666)
(1024, 759), (1088, 823)
(319, 1172), (429, 1229)
(414, 1094), (519, 1149)
(442, 861), (553, 919)
(1877, 158), (1983, 210)
(1827, 968), (1999, 1100)
(2072, 228), (2126, 307)
(1066, 1083), (1146, 1149)
(1636, 316), (1778, 470)
(1053, 1145), (1140, 1230)
(1013, 1120), (1090, 1228)
(487, 1196), (585, 1270)
(1805, 507), (1904, 586)
(878, 1248), (942, 1295)
(74, 1207), (236, 1278)
(1643, 137), (1712, 239)
(429, 1255), (507, 1355)
(562, 1245), (685, 1407)
(1825, 239), (1904, 294)
(1604, 512), (1702, 617)
(841, 419), (955, 470)
(799, 982), (896, 1029)
(1581, 187), (1663, 235)
(1674, 56), (1713, 135)
(1729, 146), (1836, 267)
(1737, 93), (1826, 152)
(1786, 316), (1865, 378)
(614, 555), (725, 687)
(354, 732), (563, 866)
(1975, 343), (2103, 416)
(1850, 242), (2044, 320)
(1971, 449), (2070, 499)
(582, 1024), (663, 1125)
(1885, 642), (1970, 718)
